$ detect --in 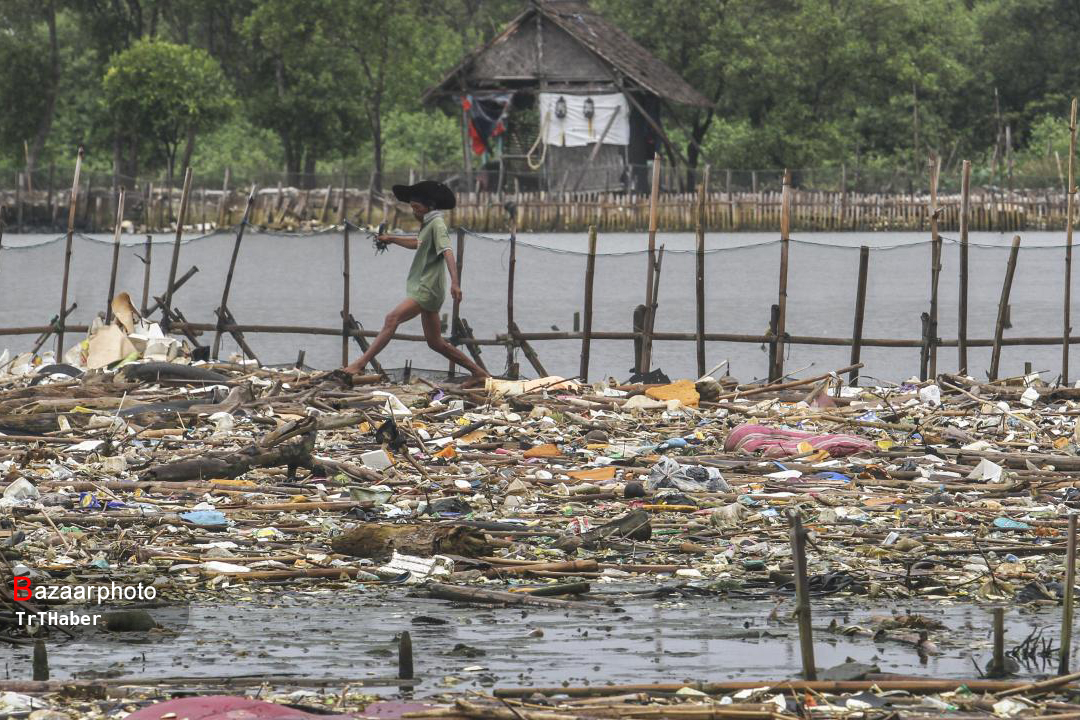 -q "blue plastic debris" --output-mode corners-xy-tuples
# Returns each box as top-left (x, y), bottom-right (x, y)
(656, 437), (688, 451)
(180, 510), (229, 527)
(993, 517), (1030, 530)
